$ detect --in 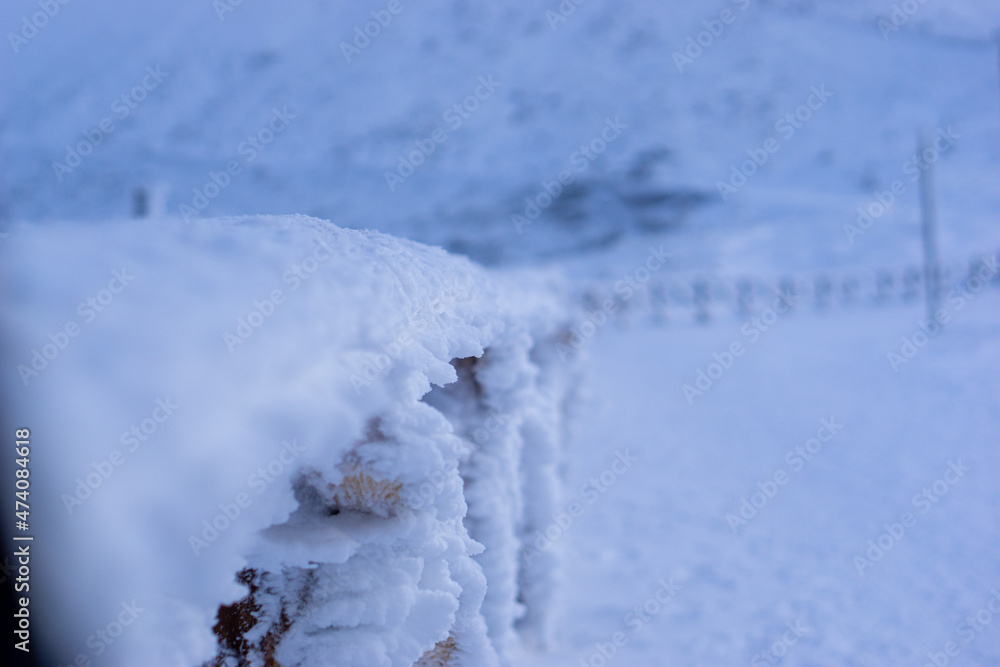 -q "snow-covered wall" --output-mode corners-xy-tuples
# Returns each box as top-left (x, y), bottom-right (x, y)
(0, 215), (581, 666)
